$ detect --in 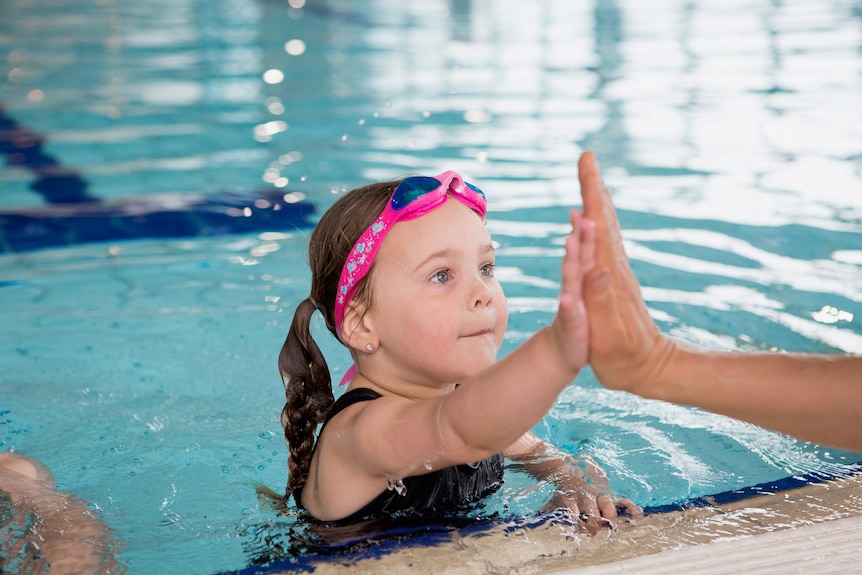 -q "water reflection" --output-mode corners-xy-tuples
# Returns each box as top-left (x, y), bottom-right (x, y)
(1, 1), (861, 574)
